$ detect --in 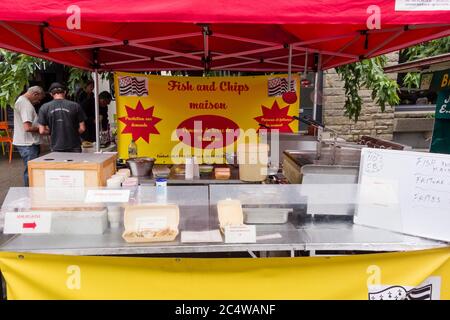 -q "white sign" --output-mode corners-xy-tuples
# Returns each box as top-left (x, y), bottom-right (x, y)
(224, 225), (256, 243)
(181, 230), (223, 243)
(135, 216), (168, 231)
(395, 0), (450, 11)
(4, 211), (52, 234)
(356, 148), (450, 242)
(45, 170), (84, 188)
(84, 190), (130, 203)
